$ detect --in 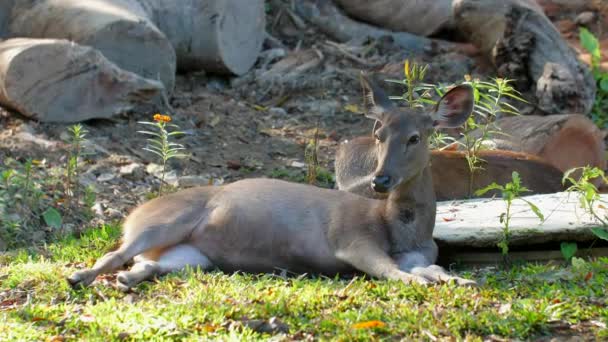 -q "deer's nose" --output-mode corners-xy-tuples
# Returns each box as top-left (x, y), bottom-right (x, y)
(371, 175), (392, 193)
